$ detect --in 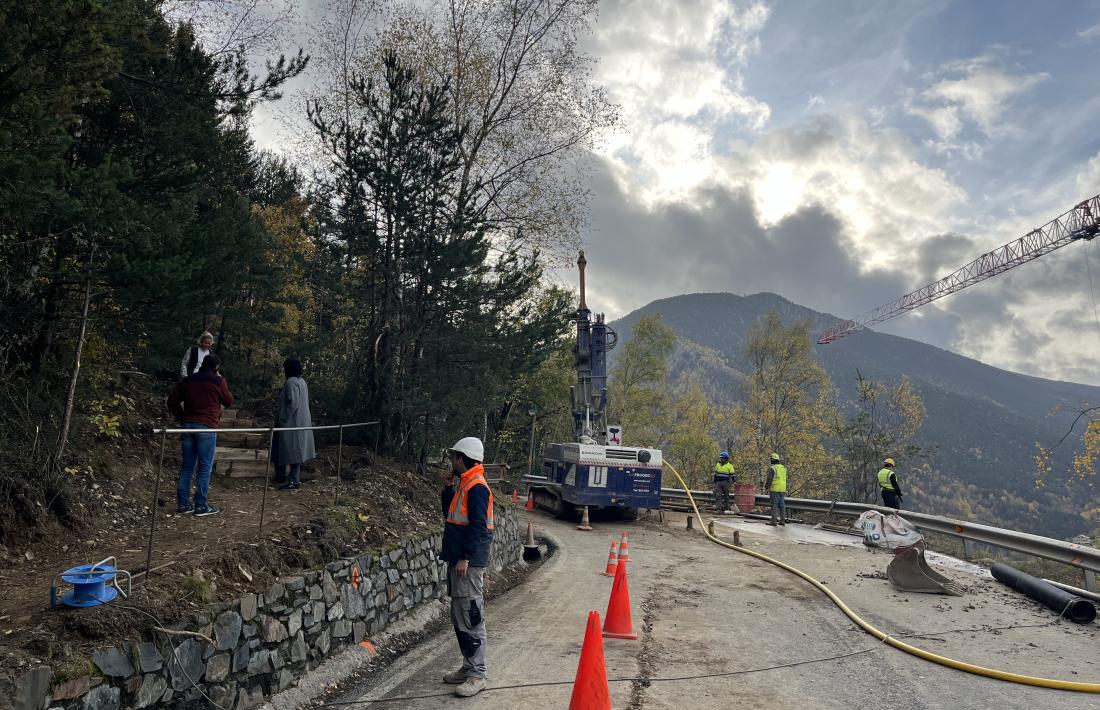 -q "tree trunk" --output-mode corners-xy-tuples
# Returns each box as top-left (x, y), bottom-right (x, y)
(55, 243), (96, 471)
